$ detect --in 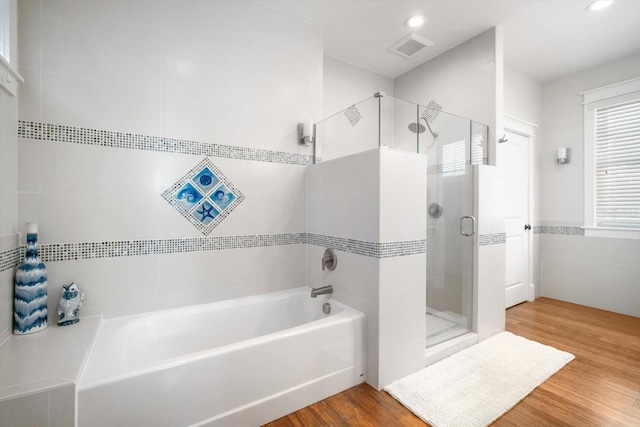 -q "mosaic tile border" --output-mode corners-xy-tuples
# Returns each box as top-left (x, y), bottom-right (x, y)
(162, 158), (244, 235)
(18, 120), (313, 166)
(0, 246), (23, 273)
(36, 233), (307, 263)
(536, 226), (585, 236)
(1, 234), (427, 267)
(2, 226), (589, 271)
(307, 234), (426, 258)
(479, 233), (507, 246)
